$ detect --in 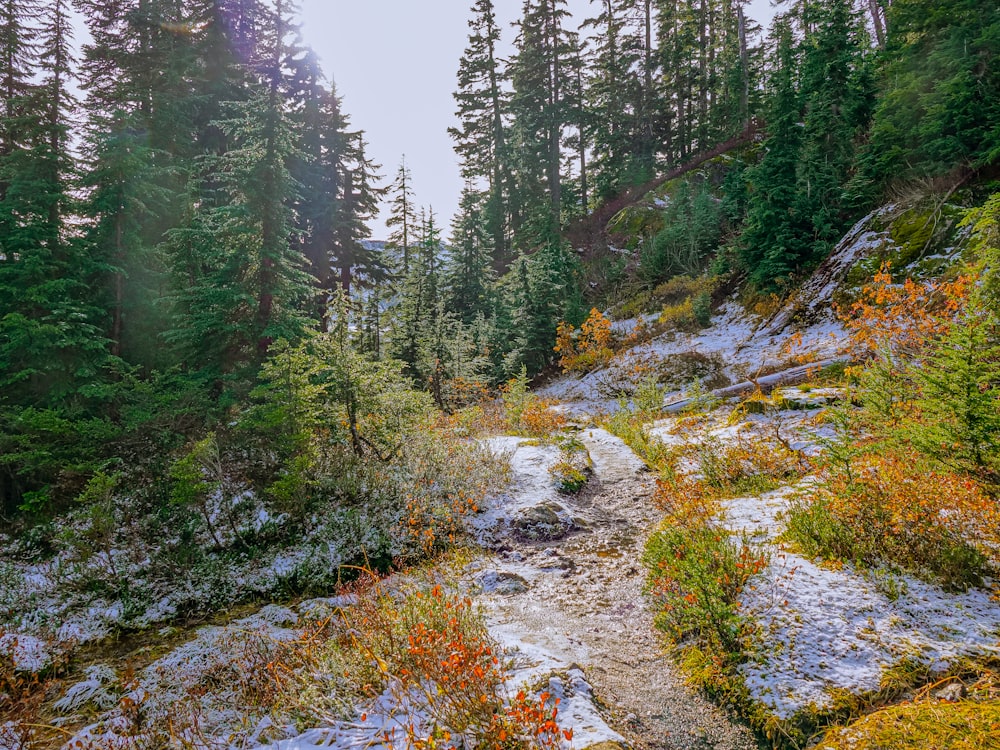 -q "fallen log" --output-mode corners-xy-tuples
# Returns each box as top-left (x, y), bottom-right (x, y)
(661, 358), (846, 413)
